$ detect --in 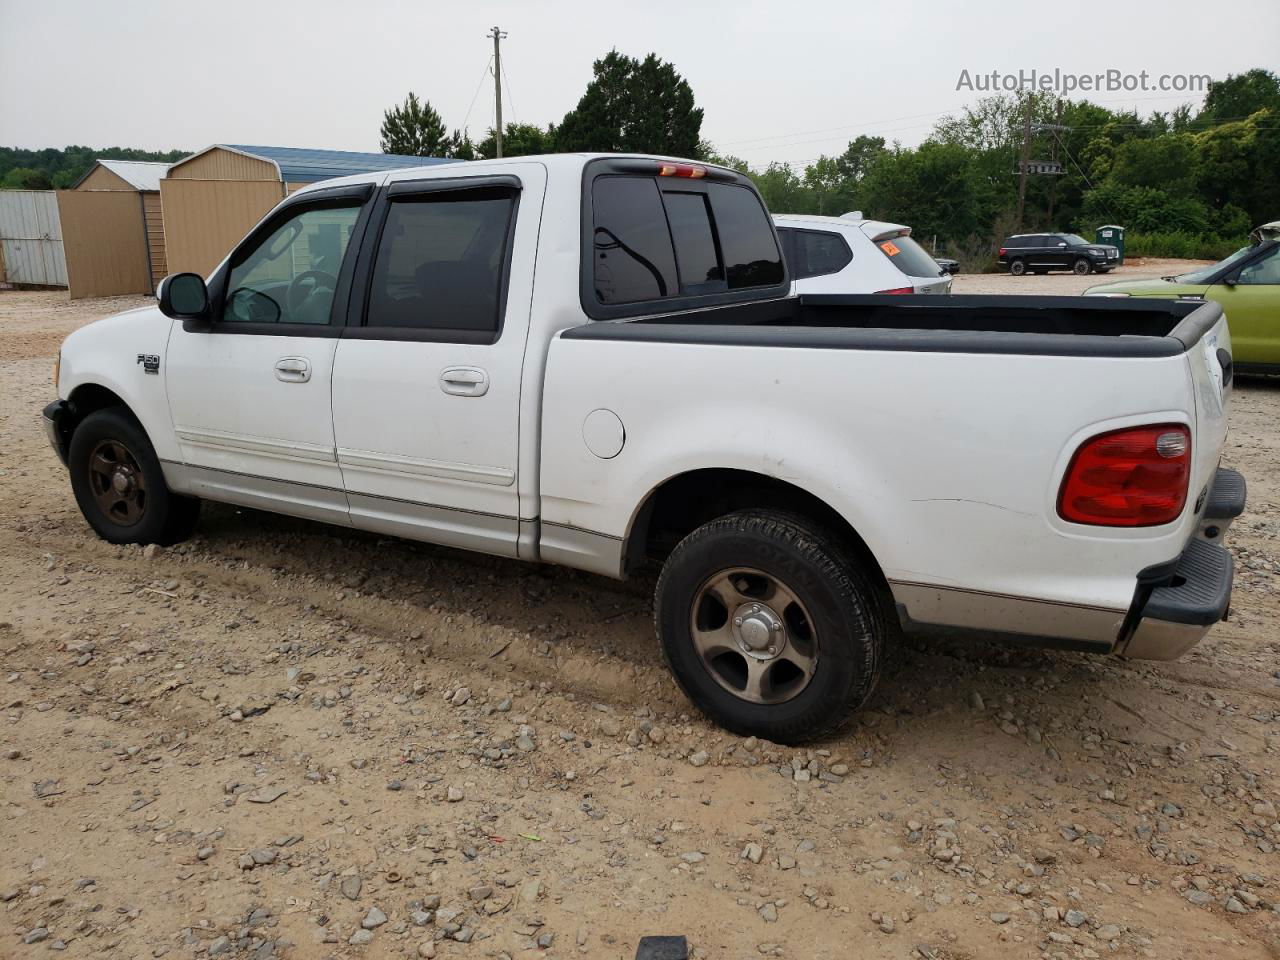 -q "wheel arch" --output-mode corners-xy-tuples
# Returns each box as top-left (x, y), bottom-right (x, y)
(623, 467), (890, 592)
(68, 382), (130, 419)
